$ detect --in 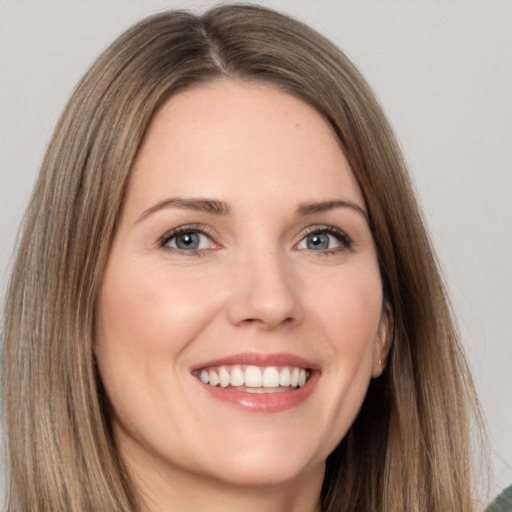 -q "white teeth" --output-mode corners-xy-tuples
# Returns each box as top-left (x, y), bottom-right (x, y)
(230, 366), (245, 387)
(219, 367), (230, 388)
(290, 367), (300, 387)
(196, 365), (311, 391)
(208, 370), (220, 386)
(262, 367), (280, 387)
(279, 367), (291, 386)
(245, 366), (263, 387)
